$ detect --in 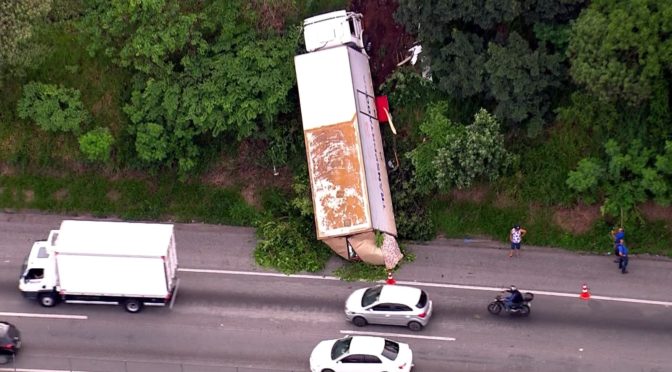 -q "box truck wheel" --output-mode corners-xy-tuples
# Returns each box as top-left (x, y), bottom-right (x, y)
(124, 299), (143, 313)
(39, 293), (57, 307)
